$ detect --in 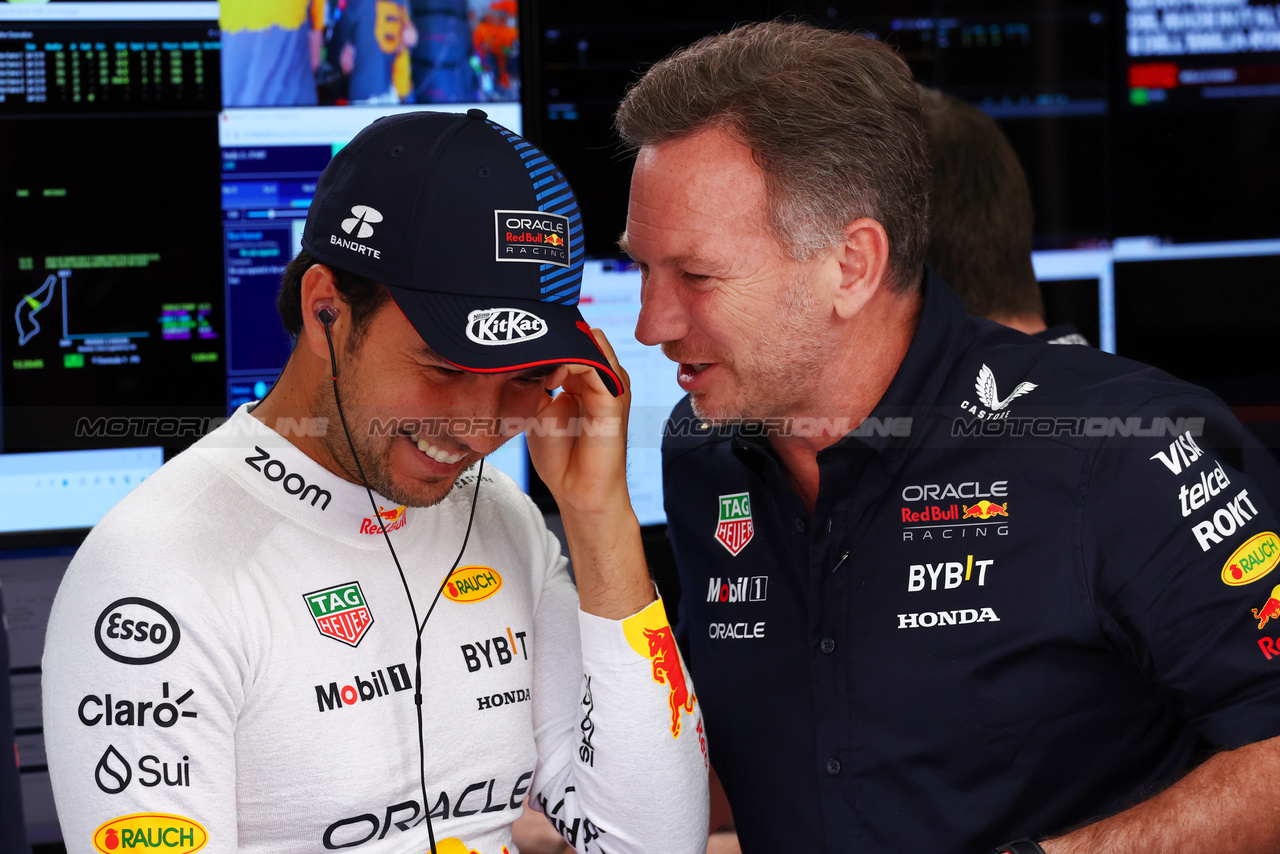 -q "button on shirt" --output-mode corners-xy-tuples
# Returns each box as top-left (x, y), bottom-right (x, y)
(662, 269), (1280, 854)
